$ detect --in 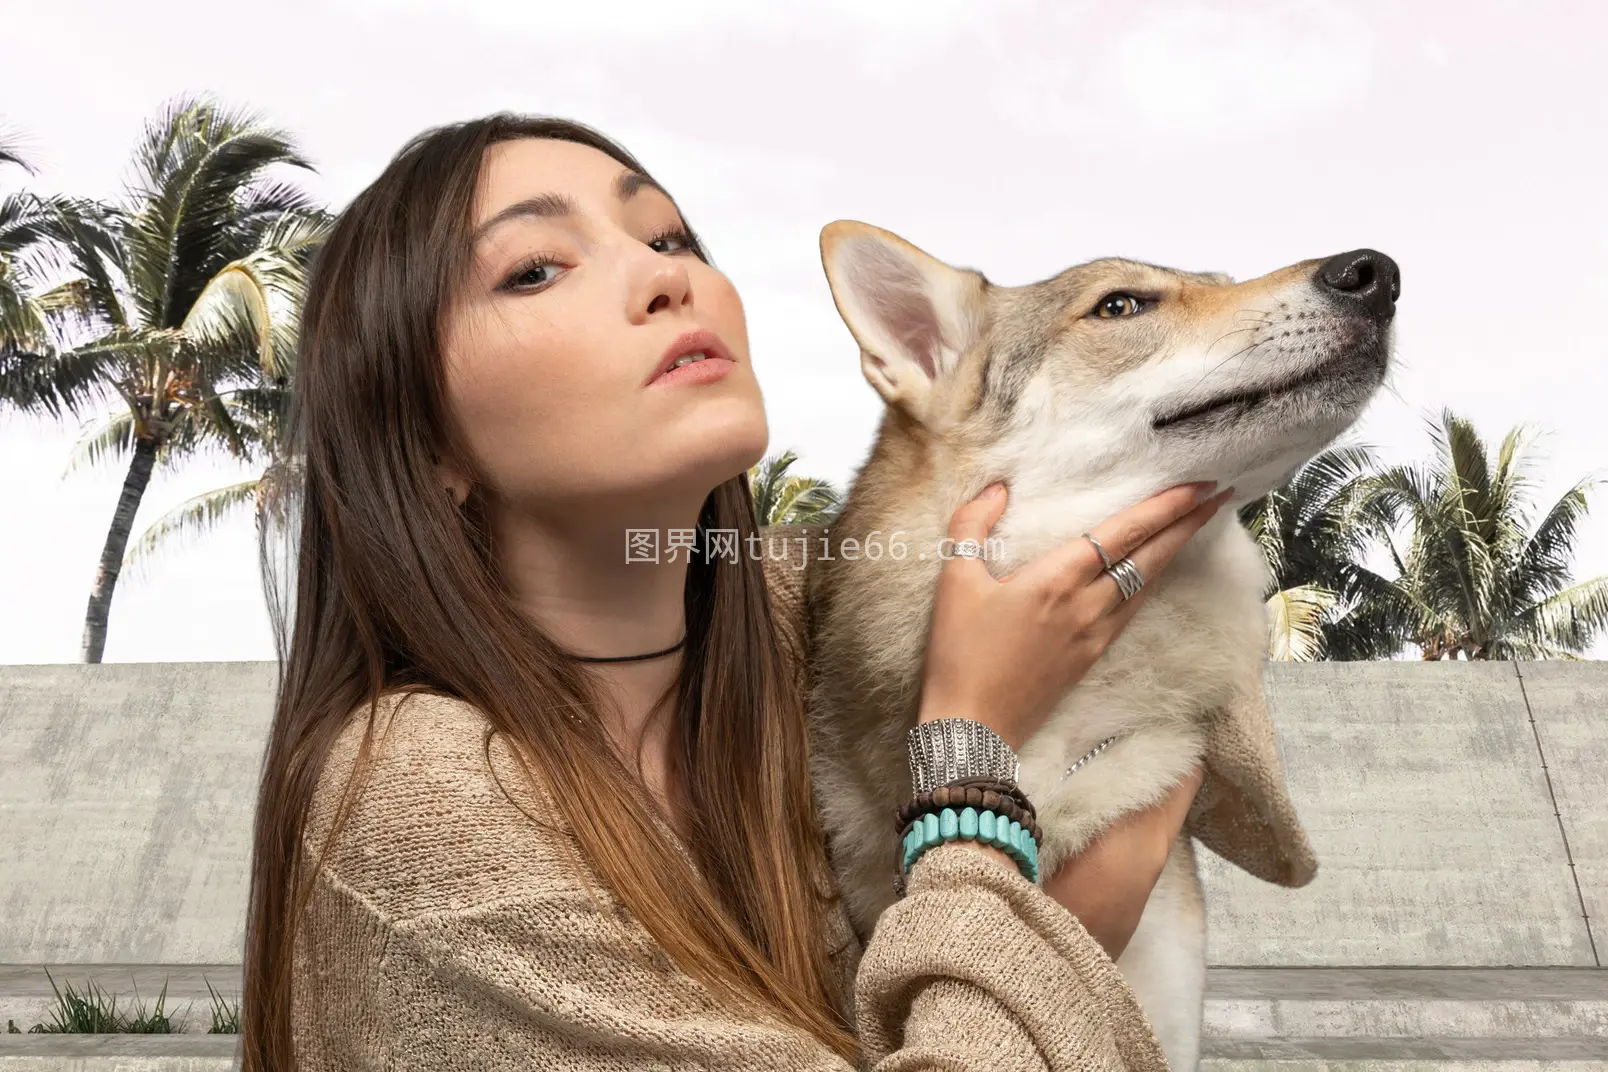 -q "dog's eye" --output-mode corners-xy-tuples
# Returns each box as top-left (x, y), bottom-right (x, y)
(1093, 293), (1145, 318)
